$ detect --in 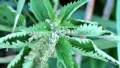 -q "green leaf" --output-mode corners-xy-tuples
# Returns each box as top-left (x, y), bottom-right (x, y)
(69, 37), (94, 51)
(16, 0), (25, 16)
(58, 0), (88, 23)
(69, 37), (120, 65)
(76, 24), (106, 36)
(0, 41), (28, 48)
(68, 18), (111, 36)
(7, 46), (31, 68)
(12, 0), (25, 32)
(68, 18), (118, 49)
(0, 4), (26, 32)
(55, 37), (74, 68)
(92, 15), (116, 33)
(93, 39), (117, 49)
(69, 18), (98, 26)
(72, 47), (107, 62)
(43, 0), (55, 20)
(71, 10), (116, 33)
(29, 0), (48, 22)
(0, 31), (39, 49)
(0, 32), (28, 43)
